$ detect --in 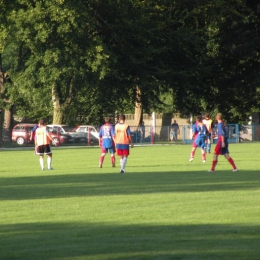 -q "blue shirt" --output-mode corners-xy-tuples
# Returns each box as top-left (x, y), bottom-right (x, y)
(193, 123), (208, 139)
(99, 123), (115, 149)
